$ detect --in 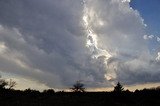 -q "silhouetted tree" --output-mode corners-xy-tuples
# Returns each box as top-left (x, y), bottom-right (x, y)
(0, 75), (8, 89)
(24, 88), (40, 94)
(114, 82), (124, 93)
(8, 79), (17, 89)
(0, 76), (8, 90)
(43, 89), (55, 94)
(70, 81), (85, 92)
